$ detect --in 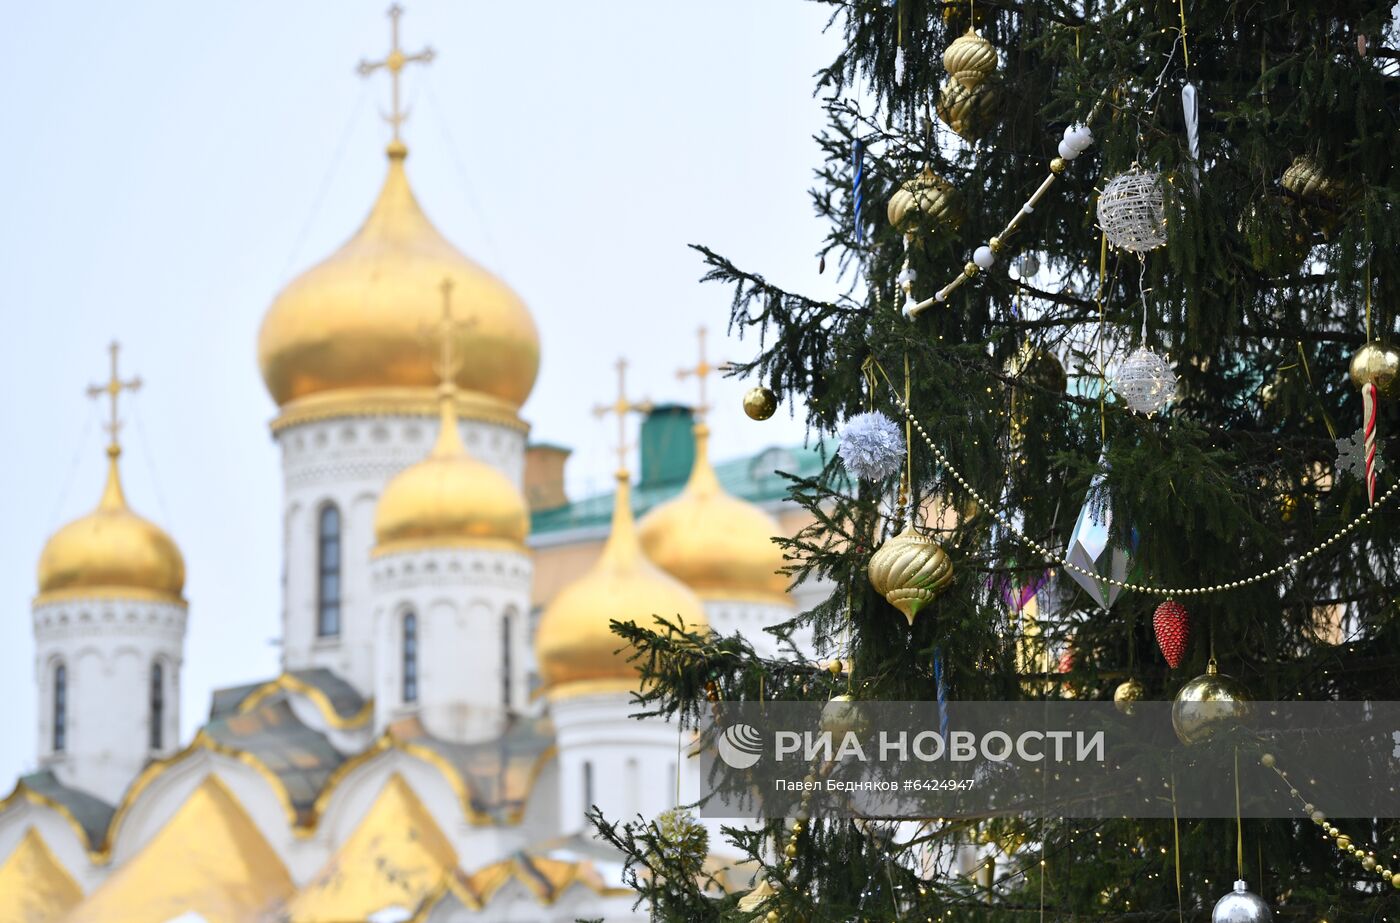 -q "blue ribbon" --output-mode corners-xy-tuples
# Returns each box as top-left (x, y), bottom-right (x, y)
(852, 139), (865, 244)
(933, 646), (949, 738)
